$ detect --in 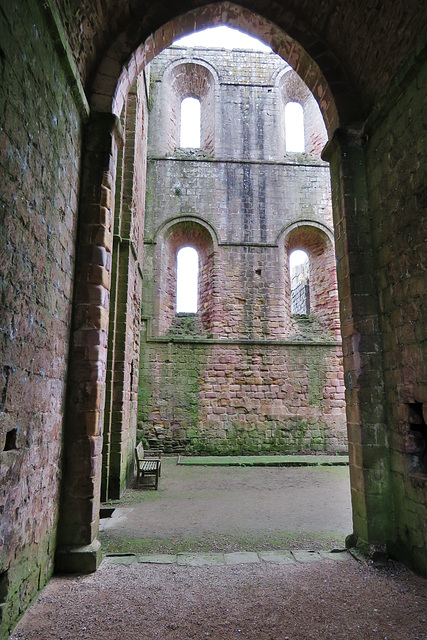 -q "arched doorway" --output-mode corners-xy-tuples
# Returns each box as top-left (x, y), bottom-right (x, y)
(56, 2), (390, 575)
